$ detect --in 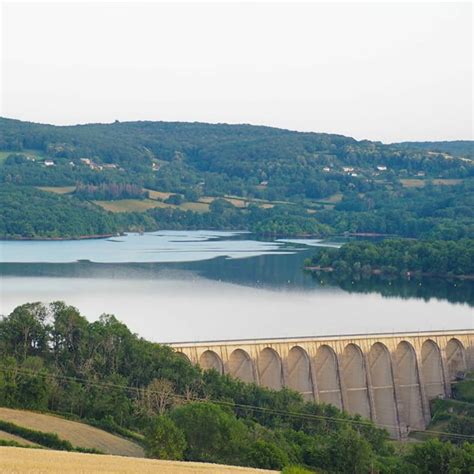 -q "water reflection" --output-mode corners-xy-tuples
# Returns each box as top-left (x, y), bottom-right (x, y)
(312, 273), (474, 306)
